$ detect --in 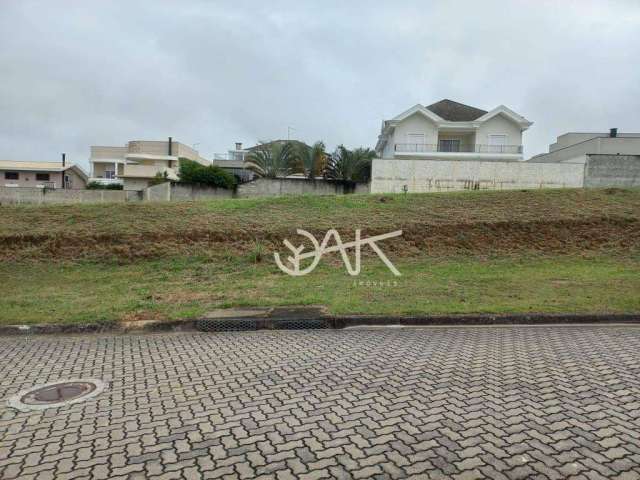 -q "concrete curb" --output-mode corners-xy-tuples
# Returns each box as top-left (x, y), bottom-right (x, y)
(3, 311), (640, 336)
(0, 320), (197, 336)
